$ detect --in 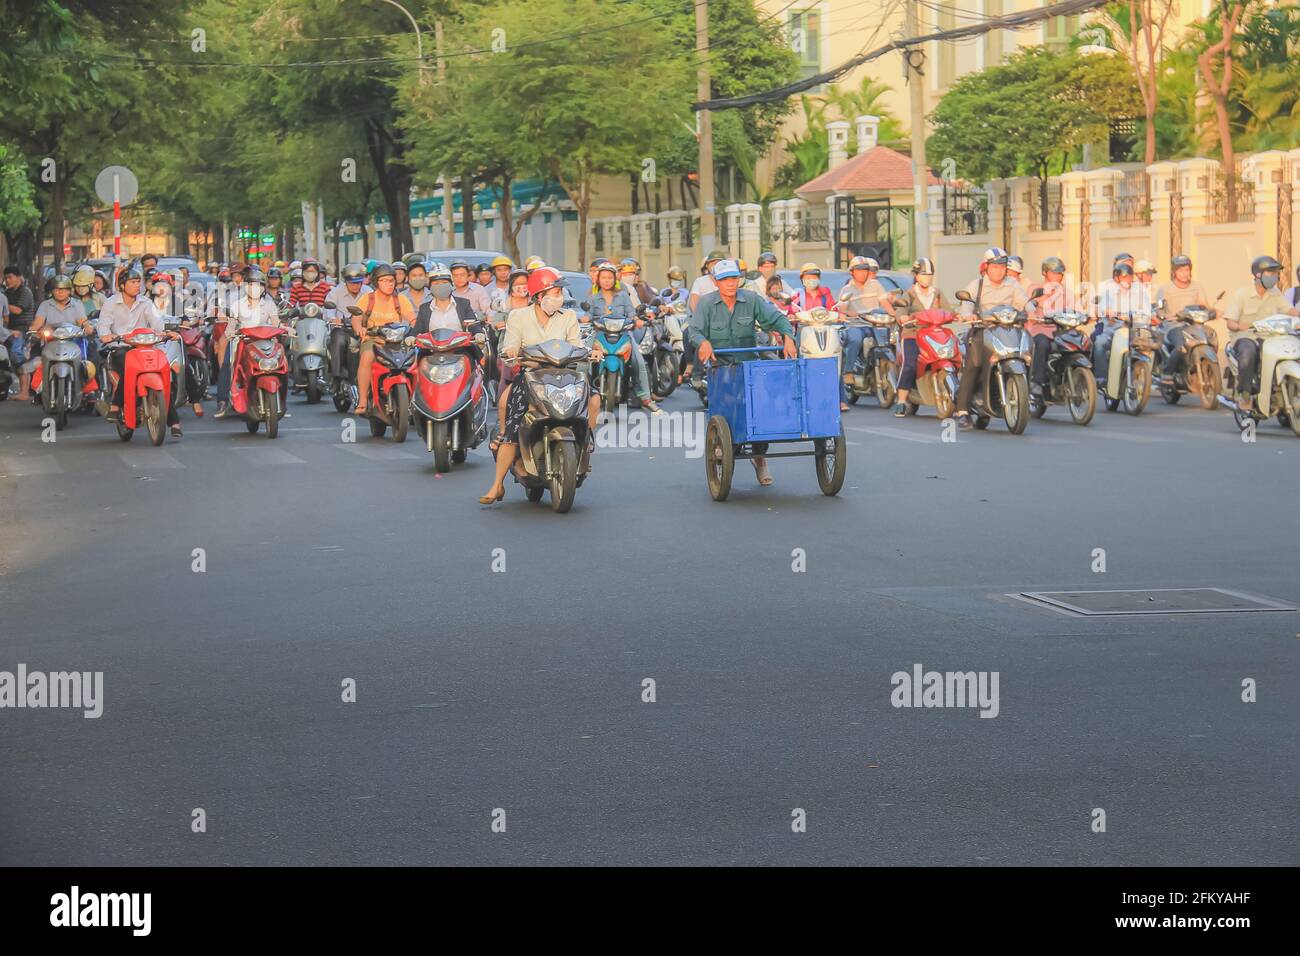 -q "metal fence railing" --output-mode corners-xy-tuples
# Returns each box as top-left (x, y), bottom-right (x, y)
(1114, 168), (1150, 227)
(942, 186), (988, 236)
(1028, 181), (1062, 231)
(1209, 160), (1255, 223)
